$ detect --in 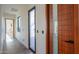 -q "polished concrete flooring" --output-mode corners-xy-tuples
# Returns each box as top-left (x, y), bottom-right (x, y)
(2, 35), (33, 54)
